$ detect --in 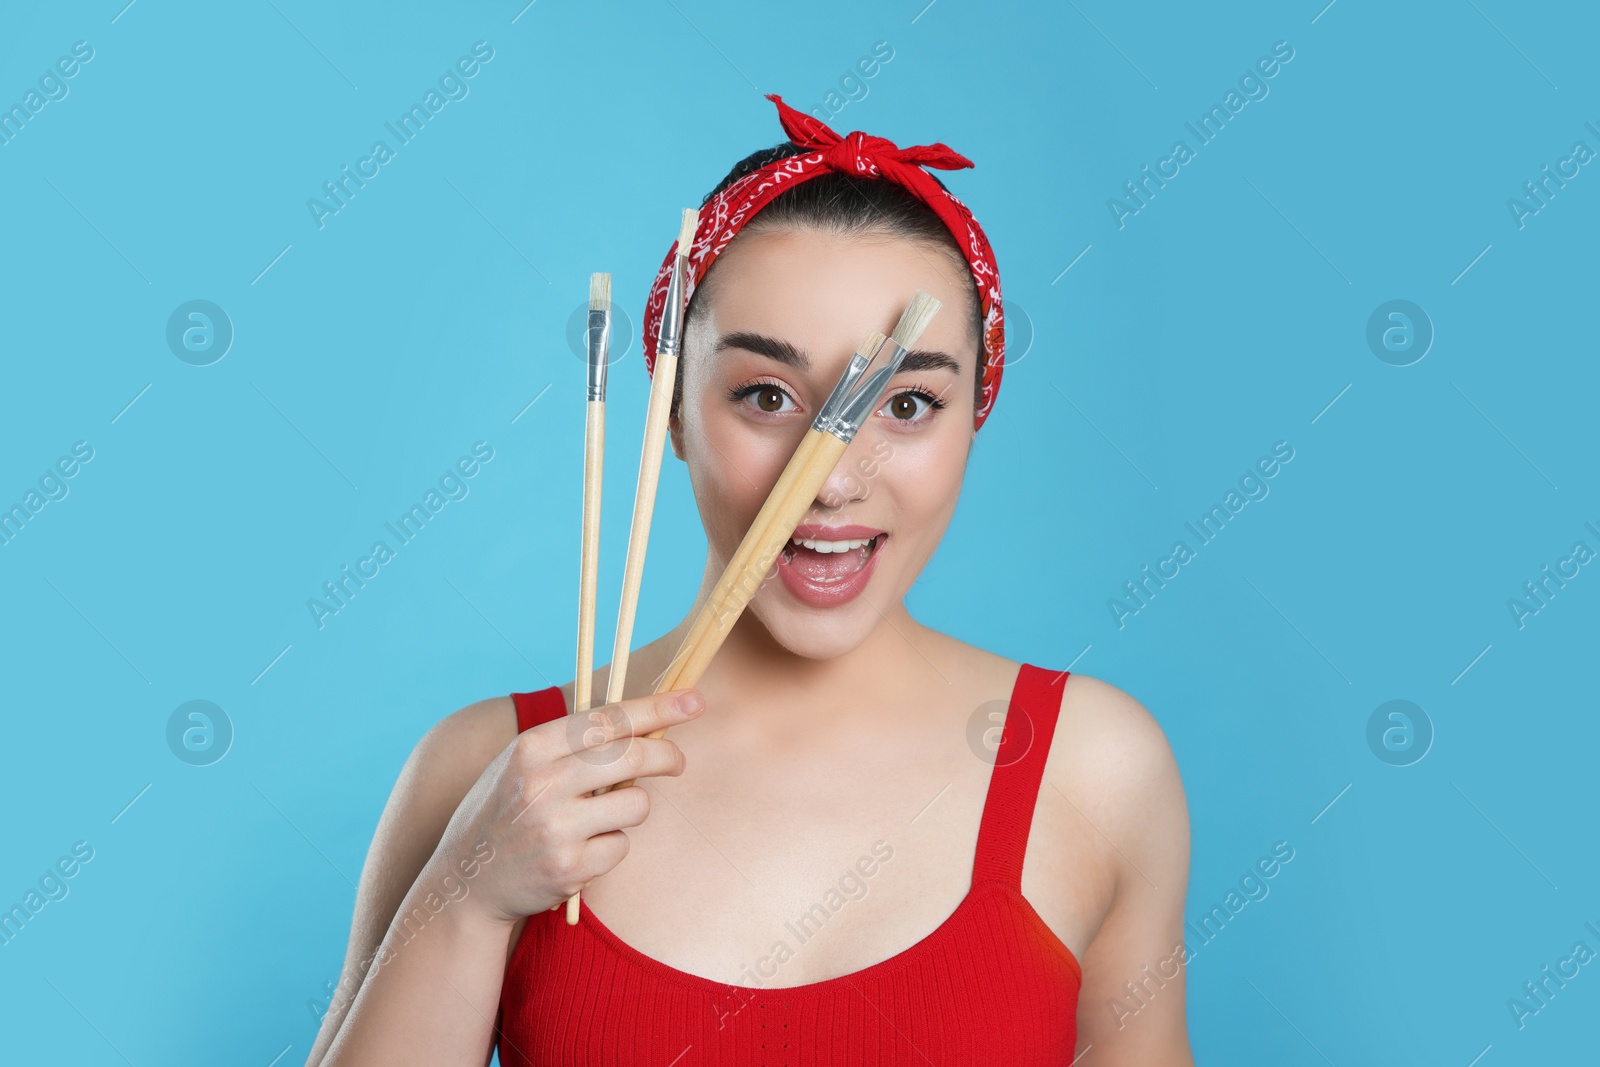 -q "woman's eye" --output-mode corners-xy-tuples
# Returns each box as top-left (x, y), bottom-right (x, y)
(881, 391), (933, 422)
(744, 385), (794, 414)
